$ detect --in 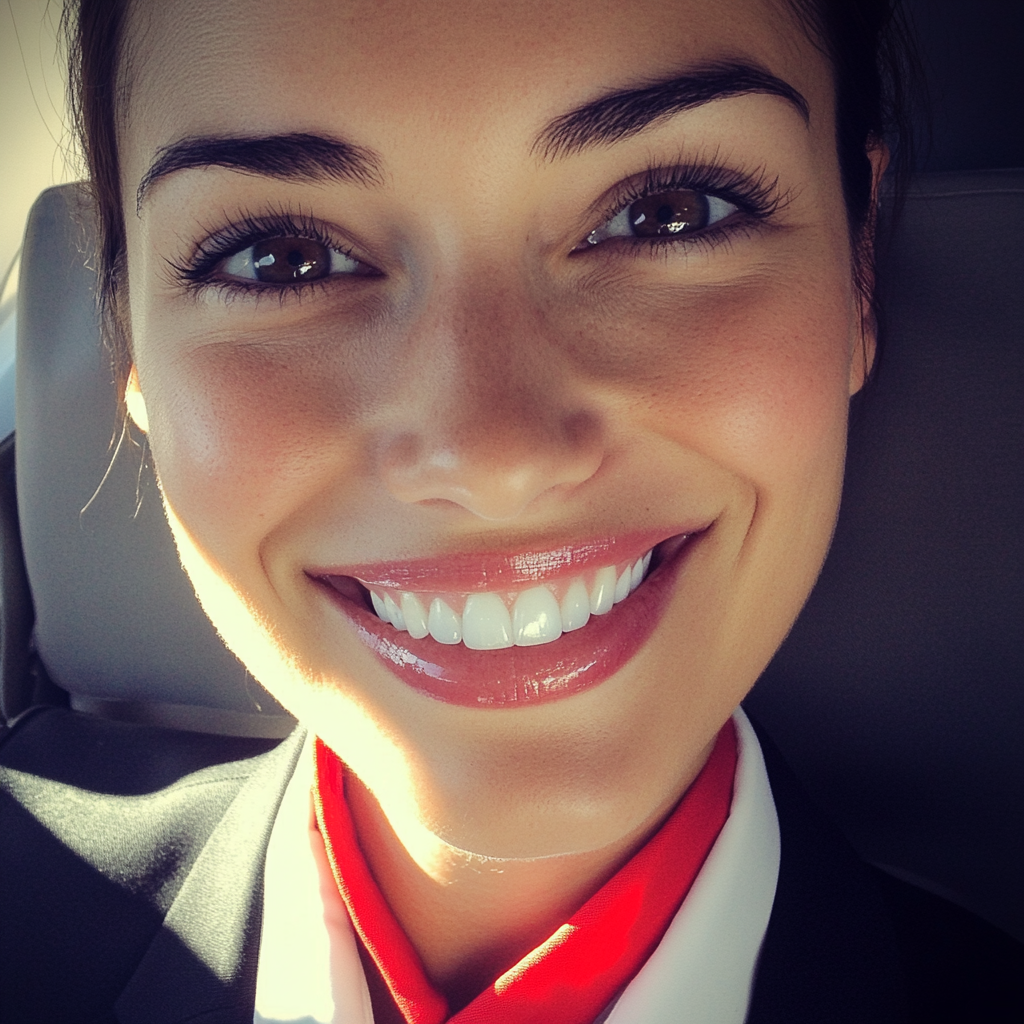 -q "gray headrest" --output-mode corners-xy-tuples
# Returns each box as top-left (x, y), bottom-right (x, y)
(749, 168), (1024, 940)
(16, 184), (293, 736)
